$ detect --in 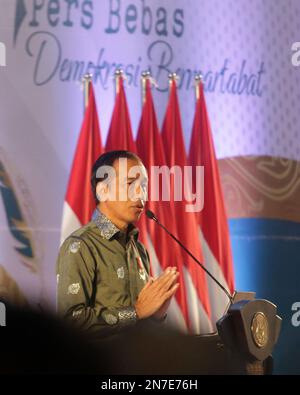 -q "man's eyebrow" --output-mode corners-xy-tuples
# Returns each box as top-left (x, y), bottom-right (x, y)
(123, 173), (148, 181)
(127, 176), (139, 181)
